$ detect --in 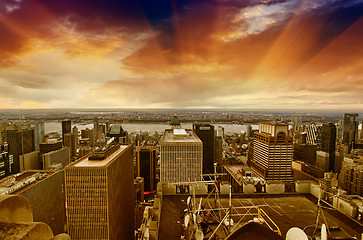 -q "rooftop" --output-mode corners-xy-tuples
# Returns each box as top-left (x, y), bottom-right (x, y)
(0, 170), (57, 195)
(109, 124), (125, 134)
(73, 145), (128, 168)
(161, 129), (201, 143)
(159, 194), (363, 240)
(224, 165), (265, 185)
